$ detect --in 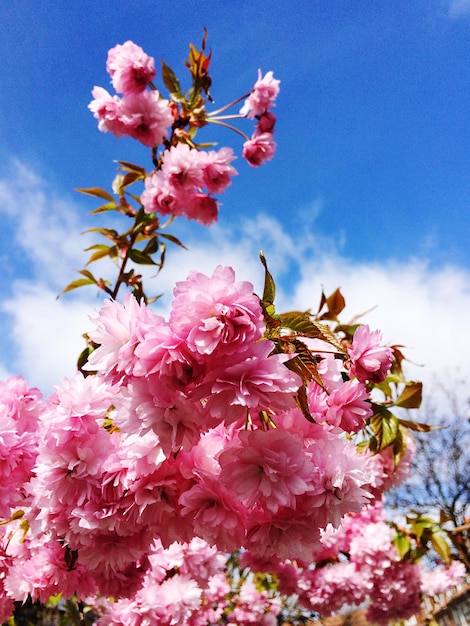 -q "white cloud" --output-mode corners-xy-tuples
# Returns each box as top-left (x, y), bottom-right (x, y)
(3, 282), (95, 393)
(2, 159), (470, 406)
(448, 0), (470, 17)
(287, 255), (470, 397)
